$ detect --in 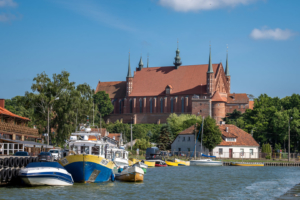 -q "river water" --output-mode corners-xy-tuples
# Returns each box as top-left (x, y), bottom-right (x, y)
(1, 166), (300, 200)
